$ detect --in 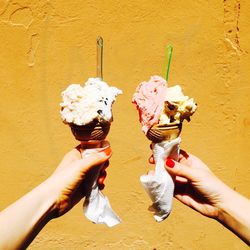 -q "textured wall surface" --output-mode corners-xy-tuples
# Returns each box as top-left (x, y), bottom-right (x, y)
(0, 0), (249, 249)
